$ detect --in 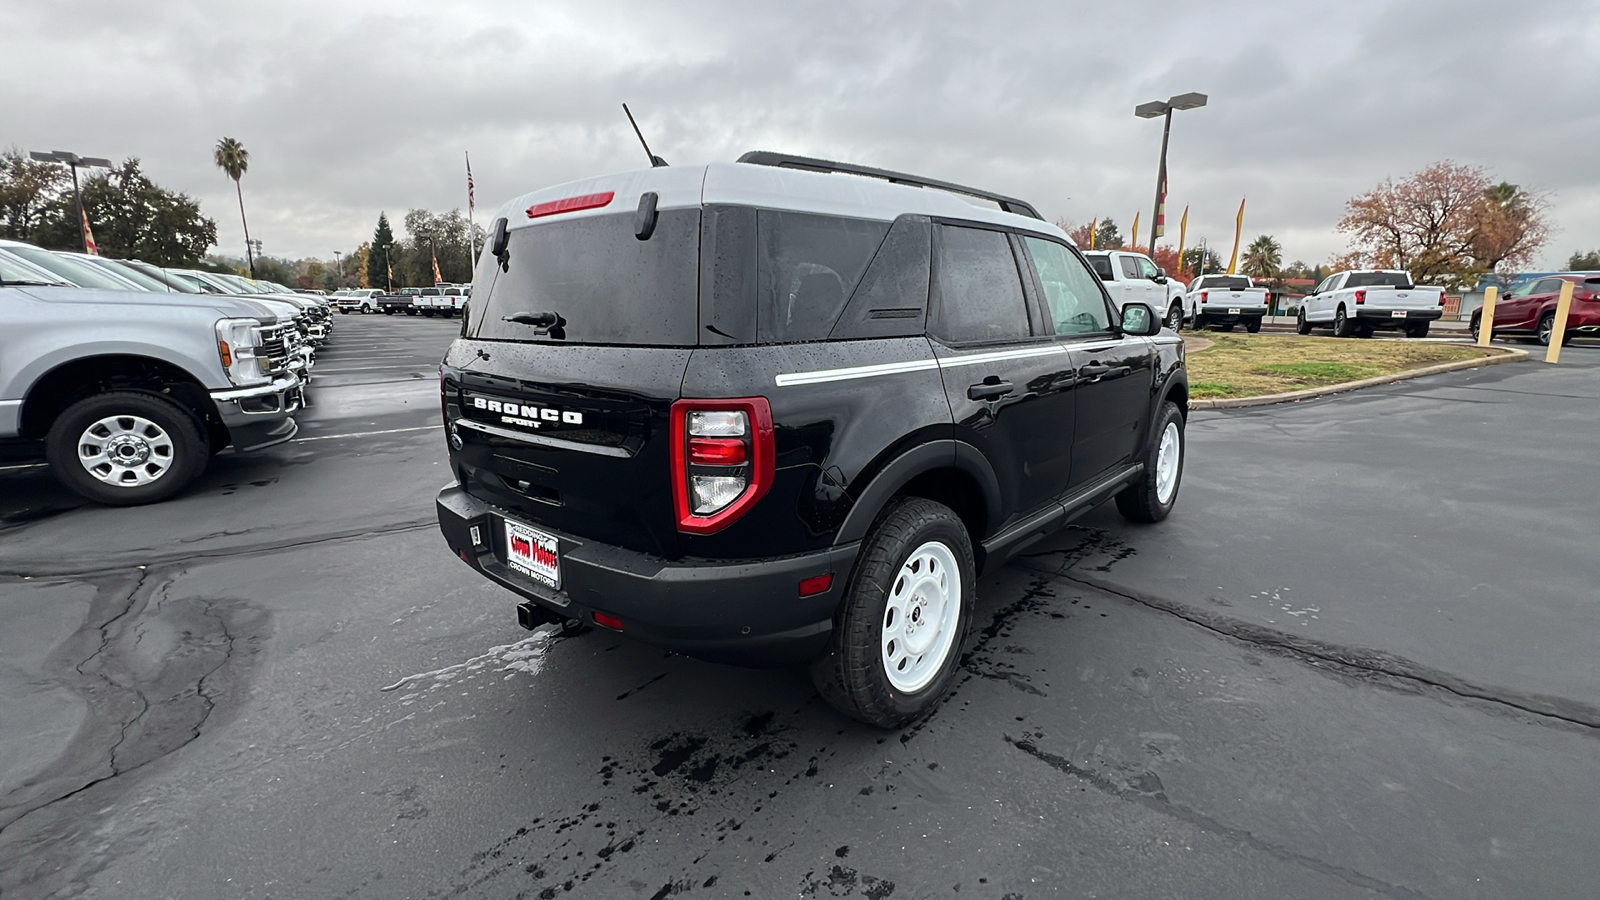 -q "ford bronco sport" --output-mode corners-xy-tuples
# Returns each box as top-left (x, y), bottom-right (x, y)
(436, 152), (1188, 726)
